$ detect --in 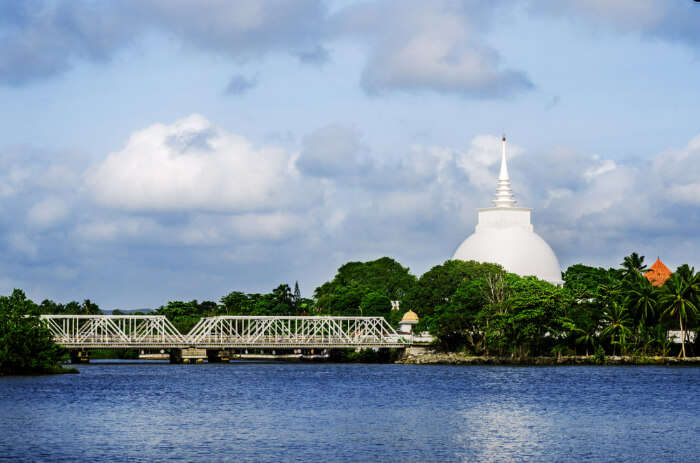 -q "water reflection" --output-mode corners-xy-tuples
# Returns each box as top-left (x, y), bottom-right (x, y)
(457, 405), (548, 462)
